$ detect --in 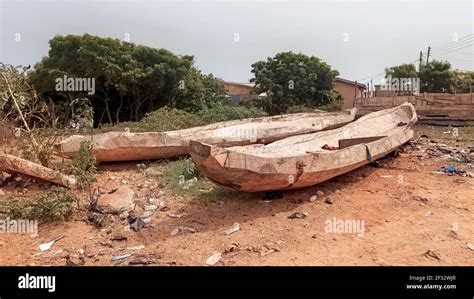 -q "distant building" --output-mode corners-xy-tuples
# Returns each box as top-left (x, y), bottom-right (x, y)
(221, 81), (266, 103)
(222, 78), (366, 108)
(335, 78), (367, 109)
